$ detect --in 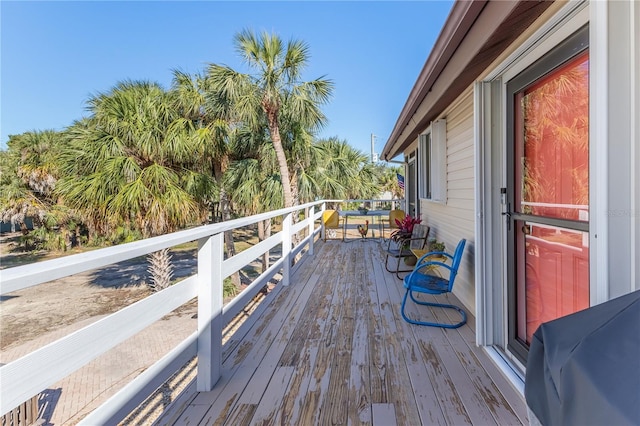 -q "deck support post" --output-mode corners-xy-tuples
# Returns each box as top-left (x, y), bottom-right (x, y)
(196, 233), (223, 391)
(321, 202), (327, 240)
(282, 212), (292, 286)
